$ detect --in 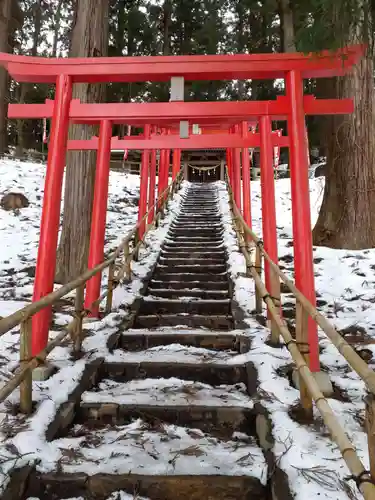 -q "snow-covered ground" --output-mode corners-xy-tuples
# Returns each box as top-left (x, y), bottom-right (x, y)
(0, 158), (373, 499)
(218, 179), (373, 500)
